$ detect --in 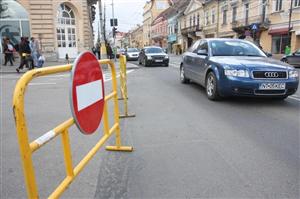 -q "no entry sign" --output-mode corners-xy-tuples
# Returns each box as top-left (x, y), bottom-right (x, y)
(70, 51), (105, 134)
